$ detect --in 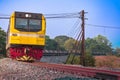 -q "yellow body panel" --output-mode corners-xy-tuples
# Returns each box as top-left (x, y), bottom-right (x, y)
(10, 32), (45, 45)
(6, 12), (46, 49)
